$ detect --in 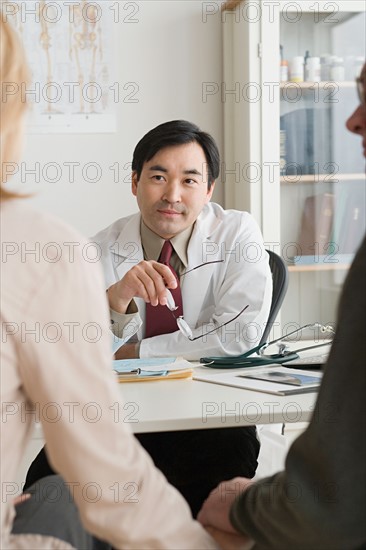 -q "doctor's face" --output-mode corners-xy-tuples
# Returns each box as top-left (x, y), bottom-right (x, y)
(131, 142), (215, 239)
